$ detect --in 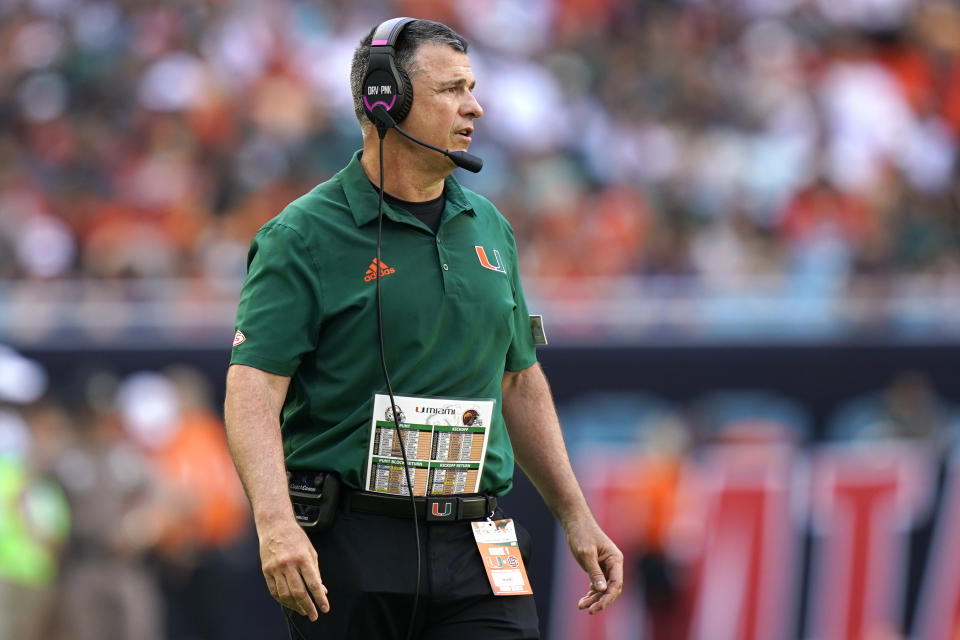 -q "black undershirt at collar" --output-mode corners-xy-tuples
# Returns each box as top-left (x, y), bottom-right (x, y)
(371, 182), (445, 234)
